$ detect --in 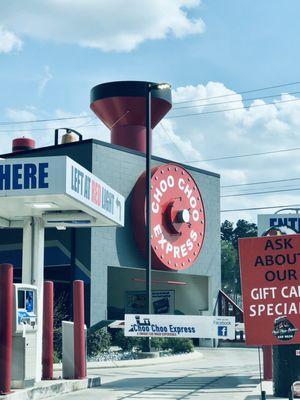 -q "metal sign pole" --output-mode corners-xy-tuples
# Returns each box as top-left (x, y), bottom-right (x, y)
(145, 83), (152, 352)
(258, 346), (266, 400)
